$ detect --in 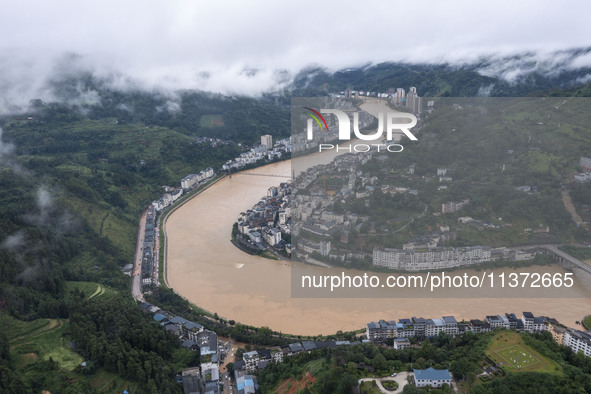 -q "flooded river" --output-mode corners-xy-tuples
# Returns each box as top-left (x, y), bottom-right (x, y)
(165, 159), (591, 335)
(165, 99), (591, 335)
